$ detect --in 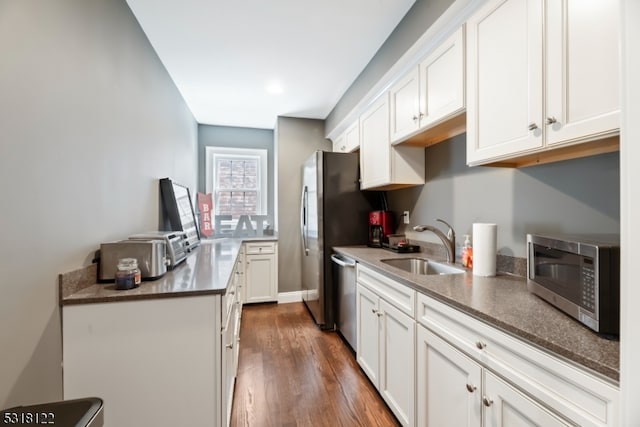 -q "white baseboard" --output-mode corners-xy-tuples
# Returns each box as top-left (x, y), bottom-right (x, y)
(277, 291), (303, 304)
